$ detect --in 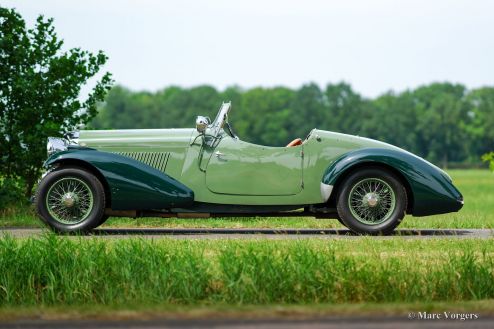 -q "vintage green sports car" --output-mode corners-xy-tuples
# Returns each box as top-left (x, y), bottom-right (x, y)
(35, 102), (463, 235)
